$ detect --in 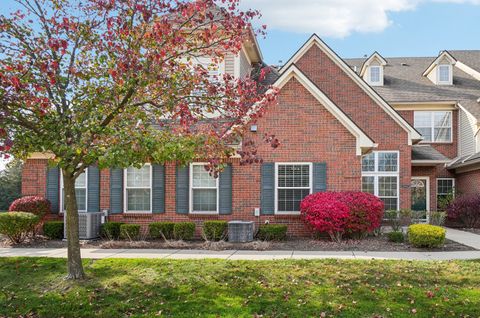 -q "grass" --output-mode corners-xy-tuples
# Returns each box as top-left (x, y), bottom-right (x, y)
(0, 258), (479, 317)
